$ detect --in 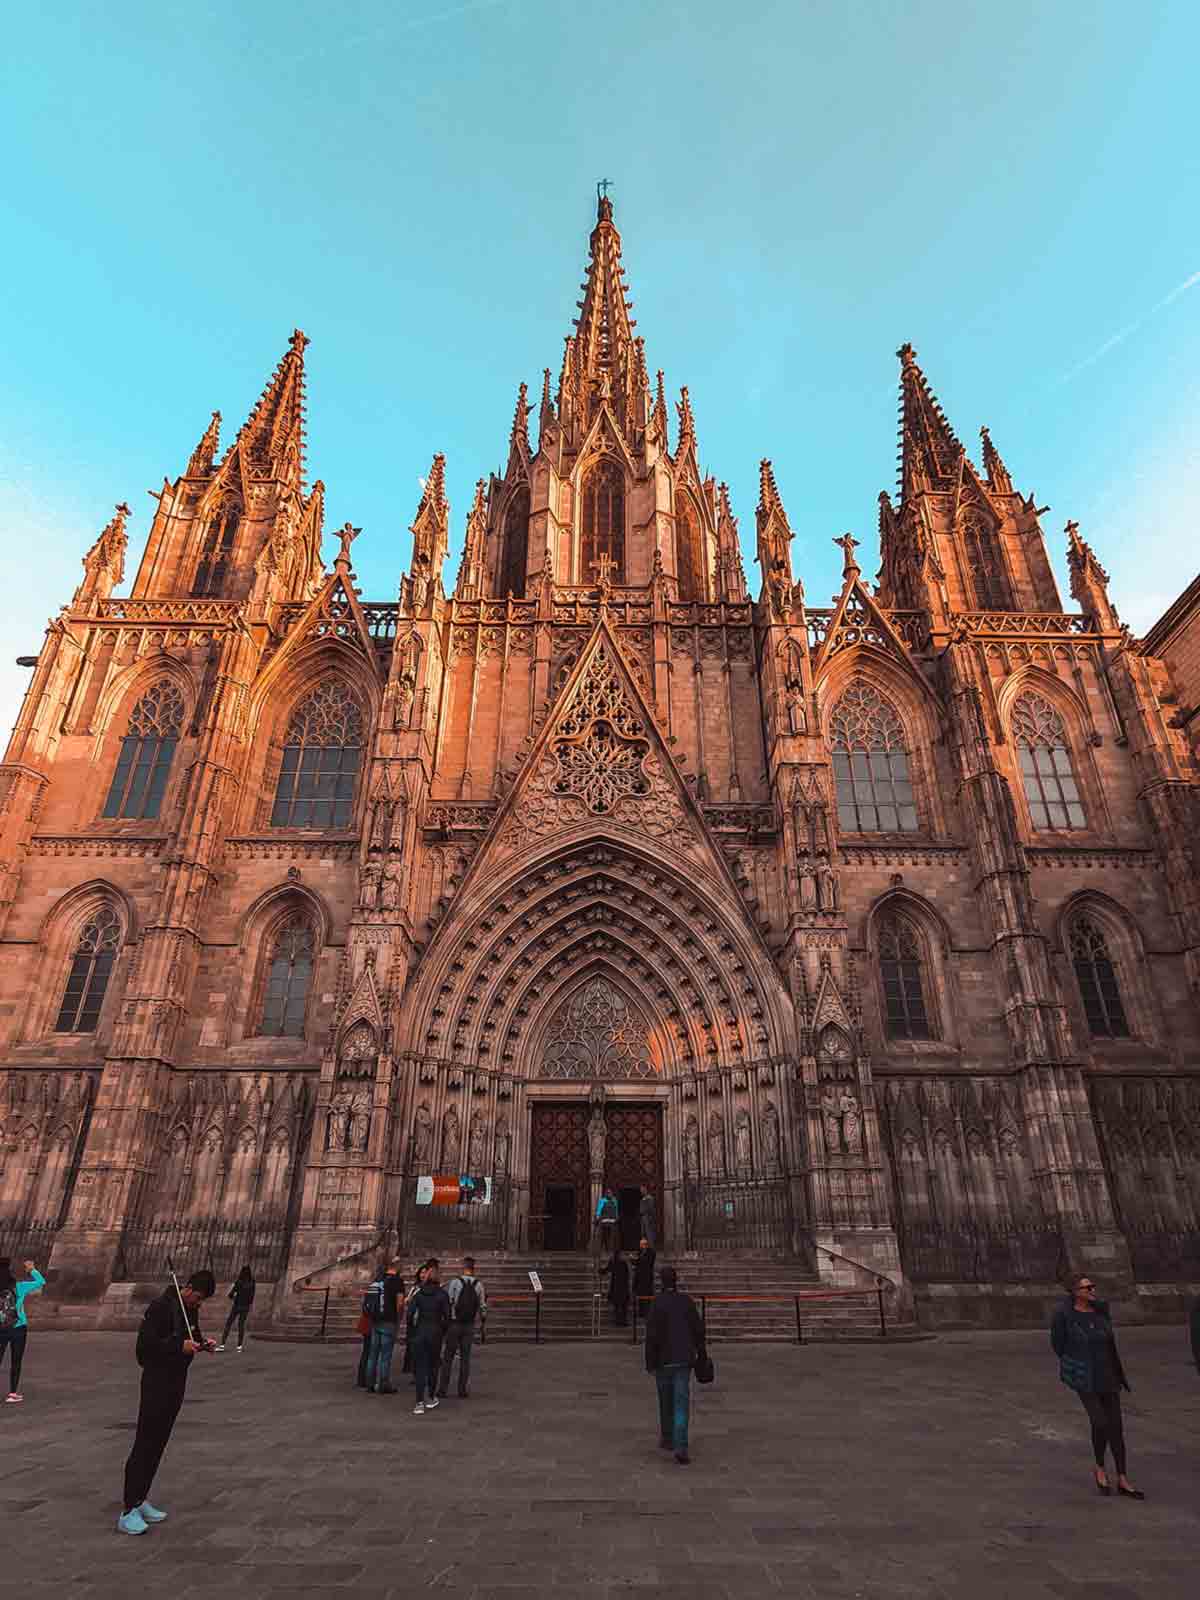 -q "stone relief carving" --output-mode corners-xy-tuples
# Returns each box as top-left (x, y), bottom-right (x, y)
(543, 976), (655, 1080)
(707, 1110), (725, 1175)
